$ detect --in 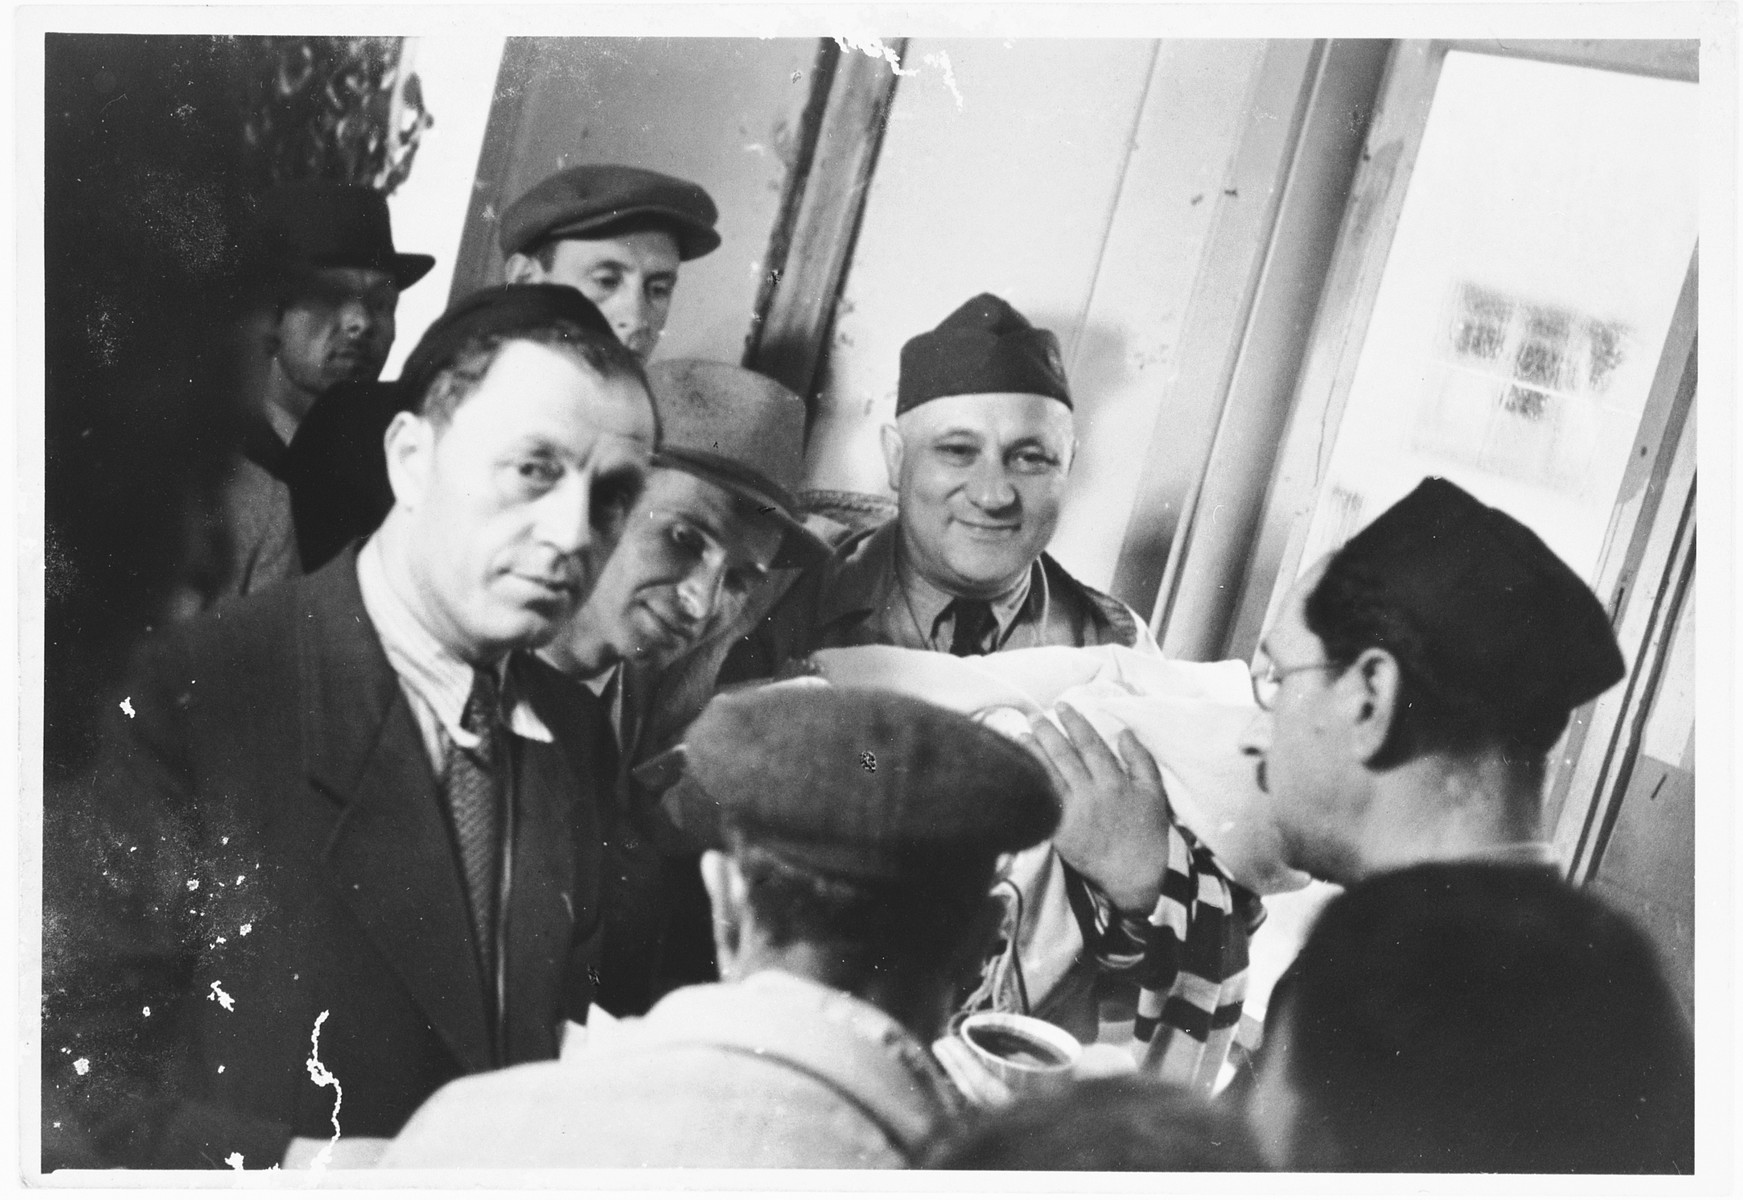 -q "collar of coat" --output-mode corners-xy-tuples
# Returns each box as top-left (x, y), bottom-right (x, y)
(629, 970), (965, 1158)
